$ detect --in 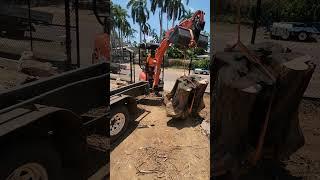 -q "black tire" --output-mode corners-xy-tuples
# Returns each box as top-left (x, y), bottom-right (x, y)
(298, 31), (308, 41)
(281, 30), (290, 40)
(0, 141), (63, 180)
(110, 106), (130, 142)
